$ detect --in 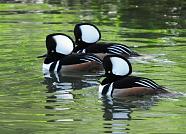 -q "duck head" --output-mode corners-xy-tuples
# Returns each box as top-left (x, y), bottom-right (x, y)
(74, 23), (101, 50)
(42, 33), (75, 72)
(46, 33), (74, 56)
(103, 55), (132, 78)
